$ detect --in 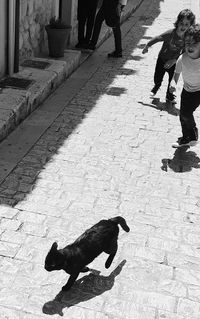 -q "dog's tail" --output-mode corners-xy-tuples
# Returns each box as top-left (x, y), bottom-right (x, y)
(110, 216), (130, 232)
